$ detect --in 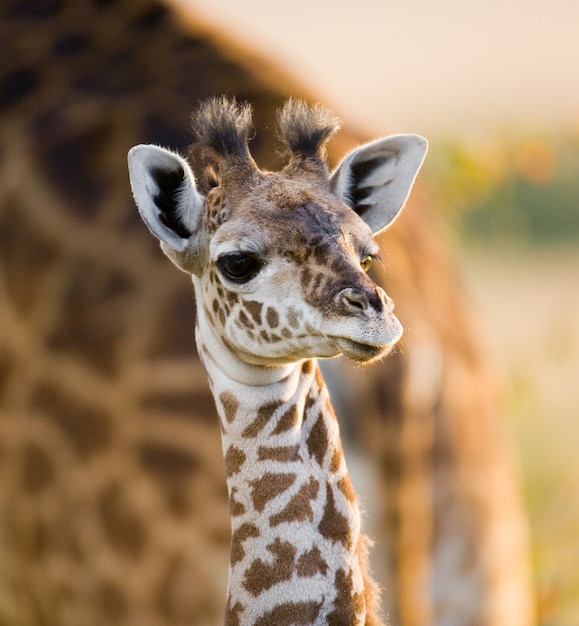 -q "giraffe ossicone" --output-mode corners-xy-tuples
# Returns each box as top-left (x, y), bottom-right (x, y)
(128, 97), (426, 625)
